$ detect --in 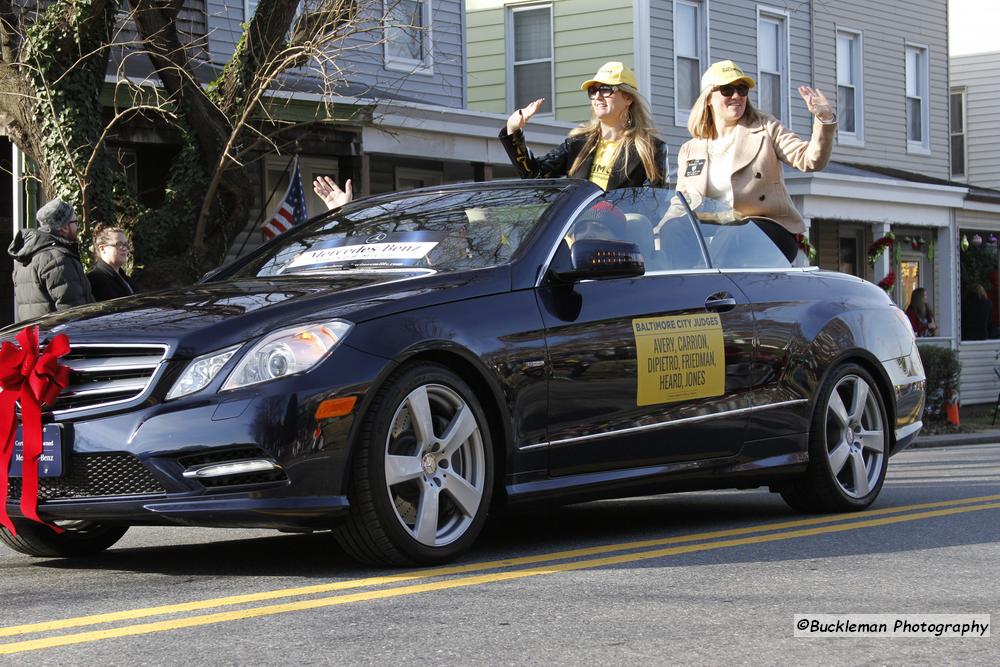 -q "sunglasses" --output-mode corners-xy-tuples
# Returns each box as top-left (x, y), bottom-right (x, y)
(715, 83), (750, 98)
(587, 84), (619, 99)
